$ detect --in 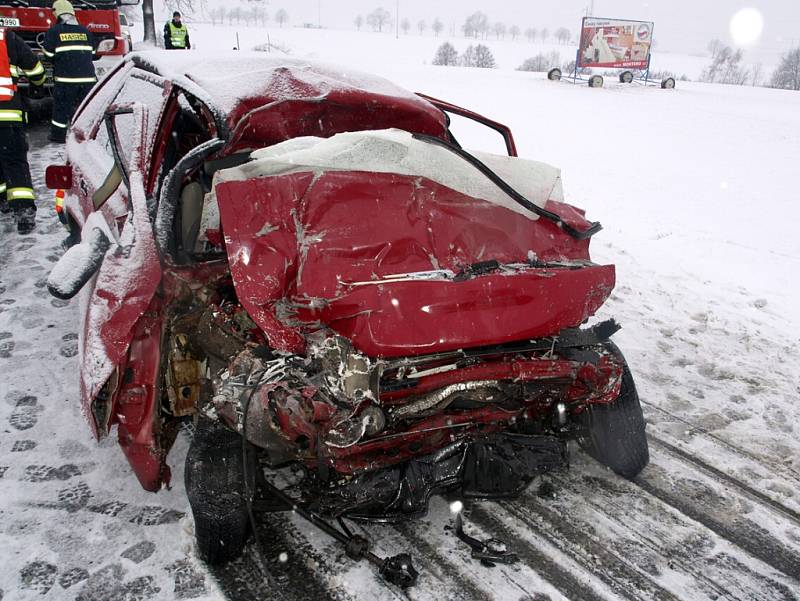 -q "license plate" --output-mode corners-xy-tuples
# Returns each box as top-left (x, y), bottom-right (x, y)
(0, 17), (21, 27)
